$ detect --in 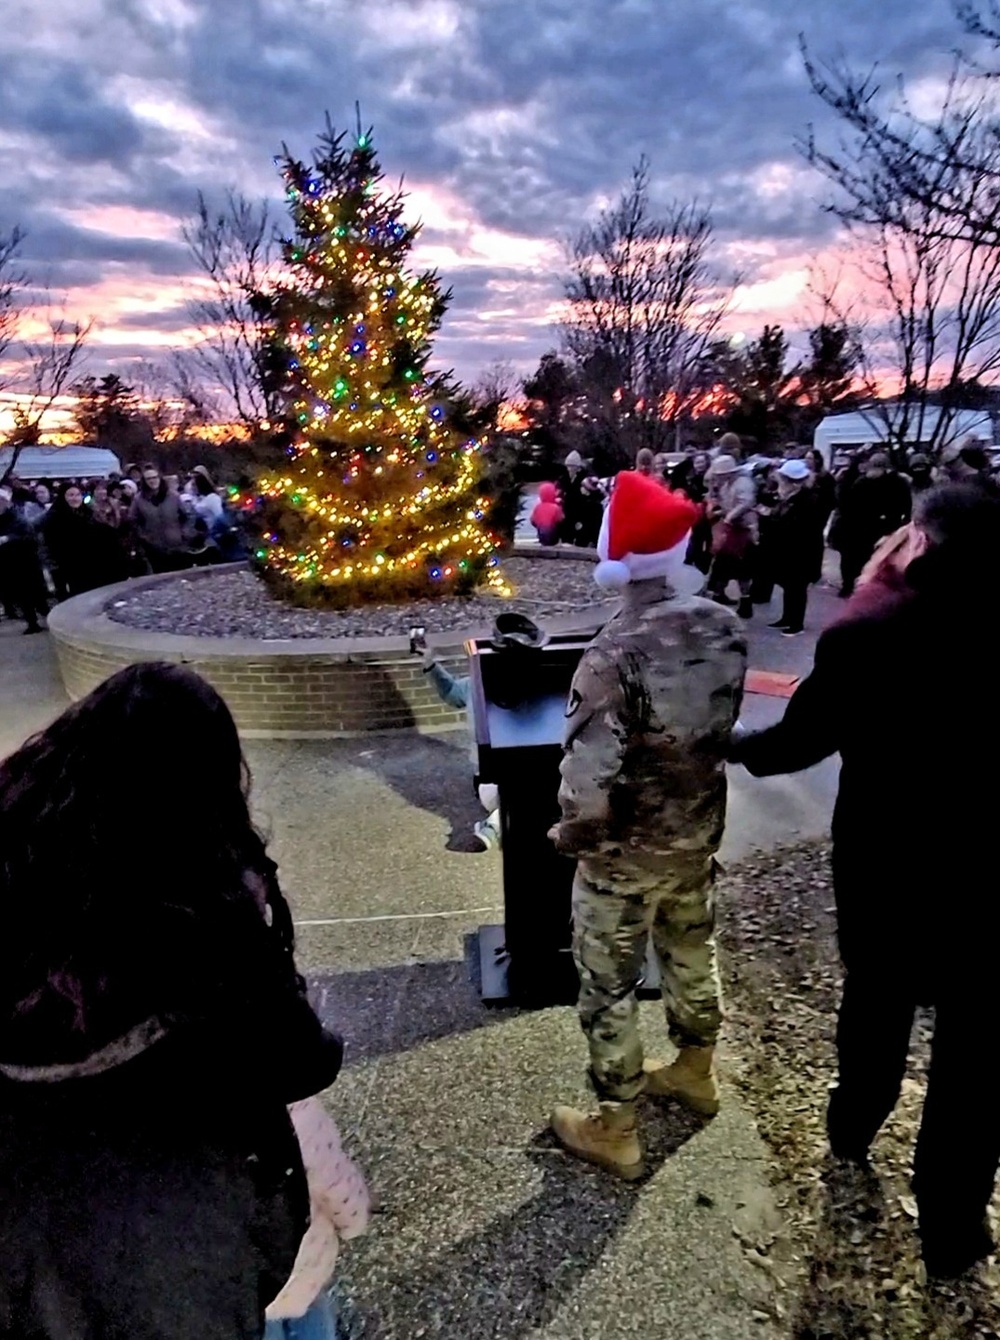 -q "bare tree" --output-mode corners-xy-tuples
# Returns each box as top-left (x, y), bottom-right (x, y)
(801, 24), (1000, 456)
(2, 311), (91, 479)
(180, 190), (279, 430)
(561, 158), (733, 463)
(0, 225), (25, 387)
(801, 49), (1000, 248)
(470, 358), (521, 431)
